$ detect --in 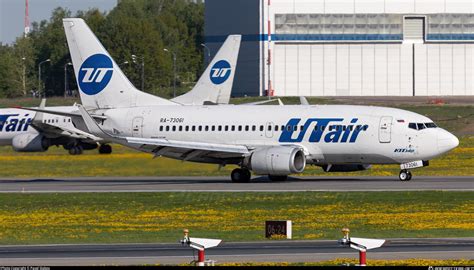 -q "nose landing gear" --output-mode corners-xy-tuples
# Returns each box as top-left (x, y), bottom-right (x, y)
(399, 170), (412, 181)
